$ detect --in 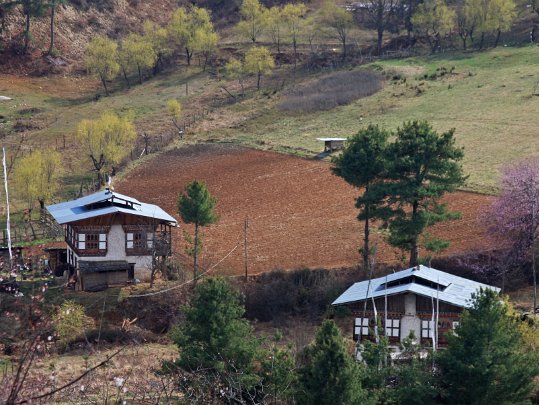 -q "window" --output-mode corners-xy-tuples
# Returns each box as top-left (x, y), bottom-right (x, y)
(66, 226), (109, 256)
(354, 317), (369, 339)
(125, 227), (155, 255)
(421, 320), (434, 338)
(385, 319), (400, 338)
(76, 232), (107, 254)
